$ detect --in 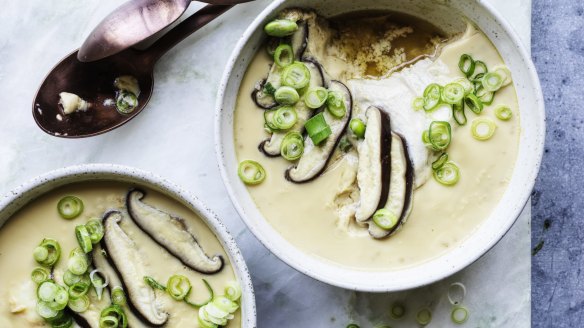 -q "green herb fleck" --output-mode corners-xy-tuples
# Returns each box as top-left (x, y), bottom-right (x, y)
(532, 241), (544, 256)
